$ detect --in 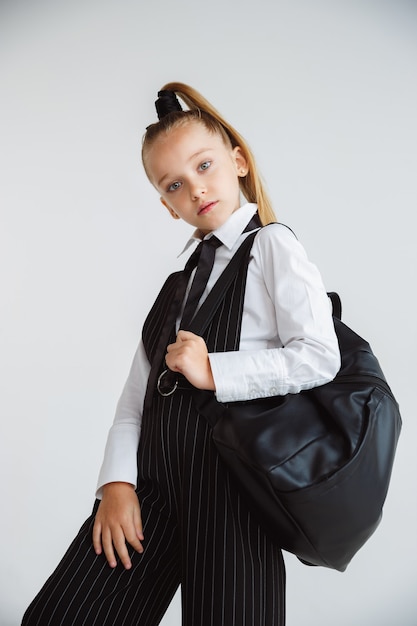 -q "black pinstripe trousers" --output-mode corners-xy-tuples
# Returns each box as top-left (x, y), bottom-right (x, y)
(22, 387), (285, 625)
